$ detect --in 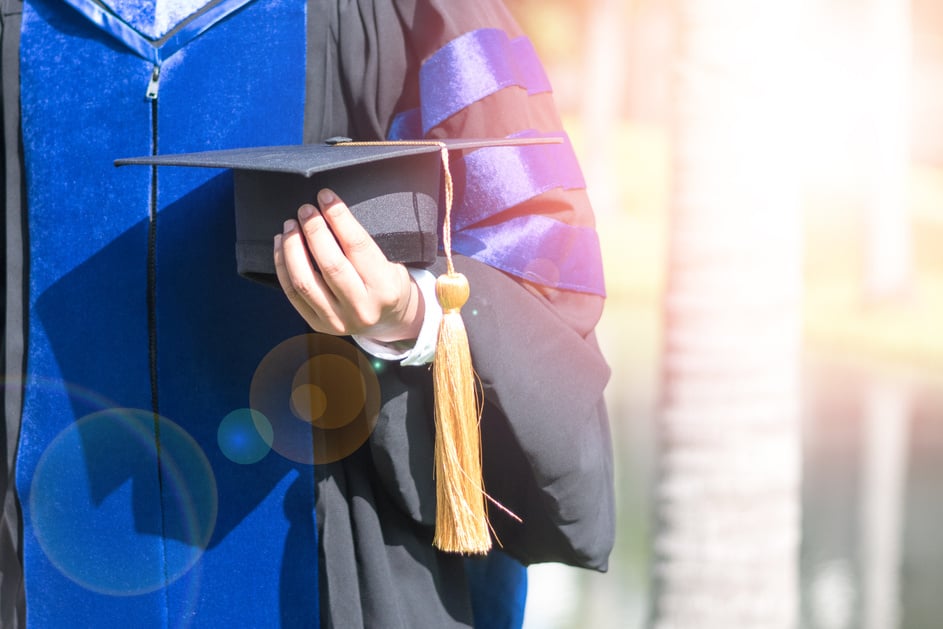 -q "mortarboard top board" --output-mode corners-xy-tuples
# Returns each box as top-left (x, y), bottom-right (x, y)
(115, 137), (560, 283)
